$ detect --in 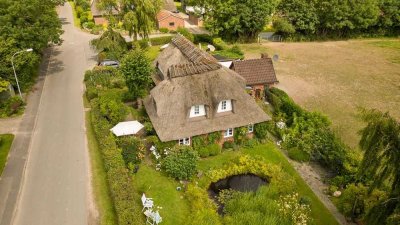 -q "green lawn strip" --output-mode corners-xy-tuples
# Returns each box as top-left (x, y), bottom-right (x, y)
(0, 134), (14, 175)
(132, 164), (190, 225)
(198, 143), (339, 225)
(85, 111), (118, 225)
(68, 1), (81, 28)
